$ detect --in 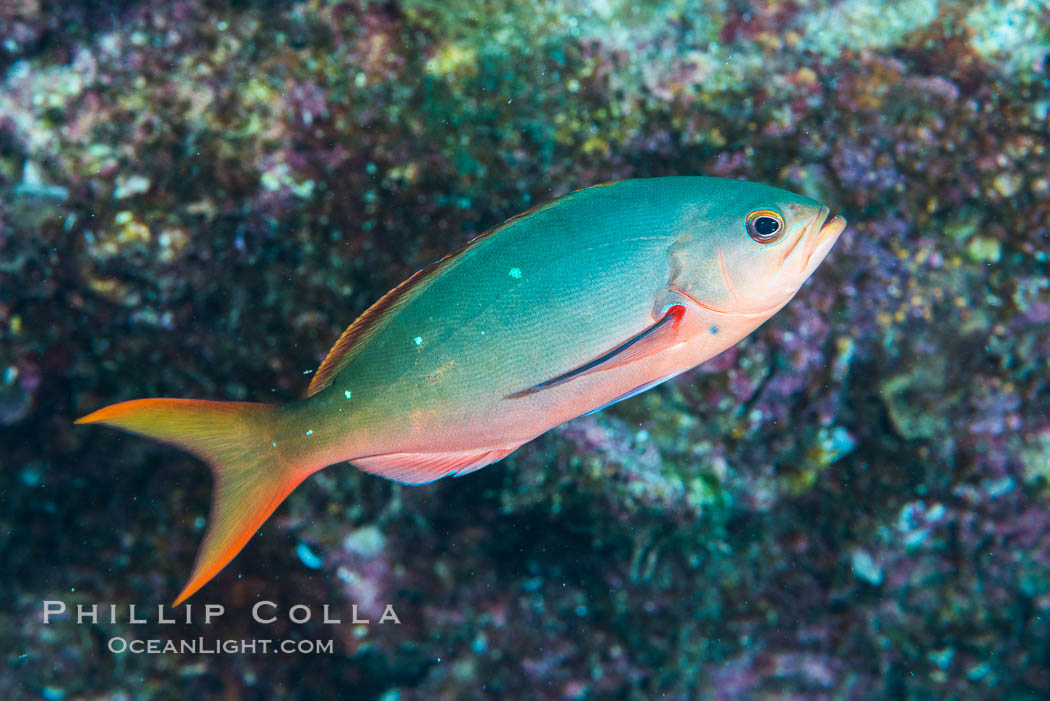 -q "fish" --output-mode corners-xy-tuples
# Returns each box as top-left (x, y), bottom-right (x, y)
(76, 176), (846, 604)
